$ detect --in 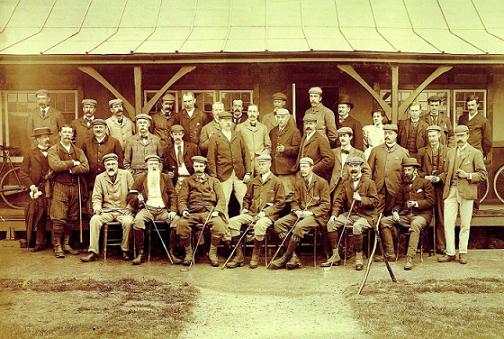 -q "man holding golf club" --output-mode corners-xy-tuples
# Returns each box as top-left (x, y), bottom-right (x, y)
(225, 153), (286, 269)
(177, 156), (227, 267)
(322, 157), (379, 271)
(81, 153), (134, 262)
(270, 157), (330, 270)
